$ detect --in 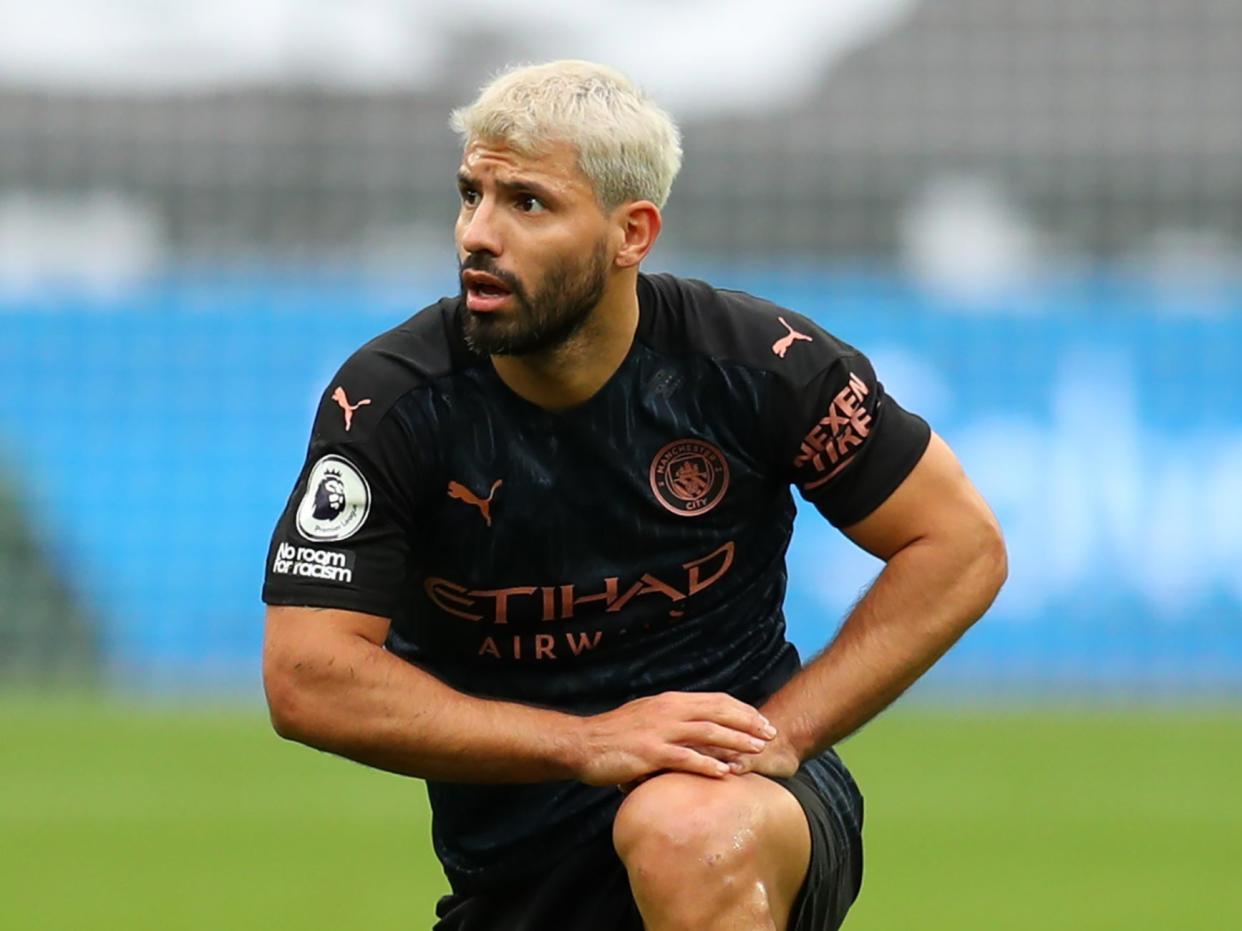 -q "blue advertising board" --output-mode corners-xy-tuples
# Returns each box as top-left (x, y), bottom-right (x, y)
(3, 269), (1239, 694)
